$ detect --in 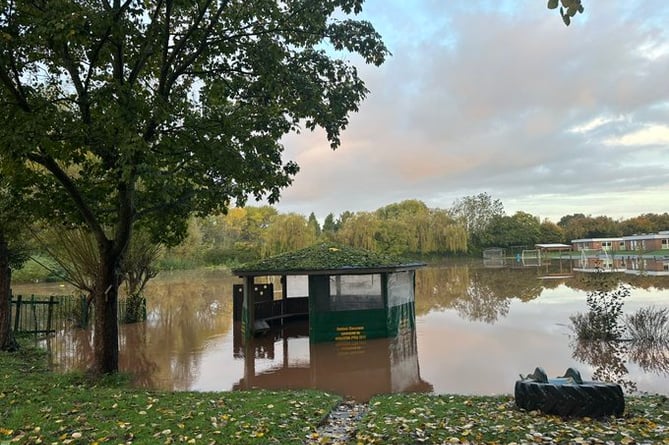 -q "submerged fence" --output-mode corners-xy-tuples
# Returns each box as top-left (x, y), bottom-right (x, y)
(10, 294), (134, 335)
